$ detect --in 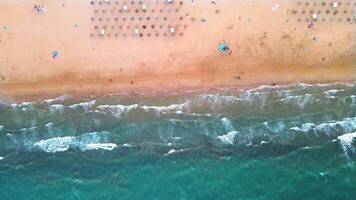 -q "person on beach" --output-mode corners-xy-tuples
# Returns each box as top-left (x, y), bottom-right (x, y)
(34, 4), (47, 14)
